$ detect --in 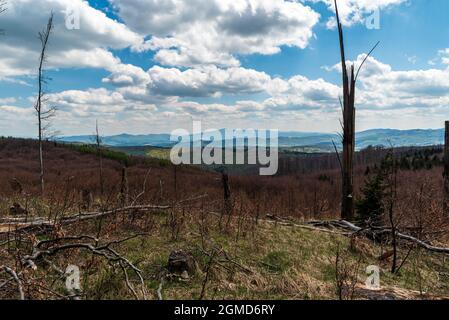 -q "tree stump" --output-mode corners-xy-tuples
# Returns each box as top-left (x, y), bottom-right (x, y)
(168, 250), (196, 275)
(9, 203), (28, 215)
